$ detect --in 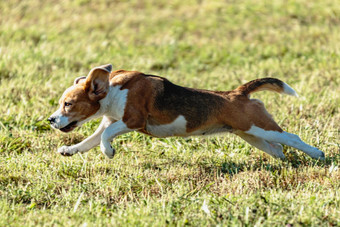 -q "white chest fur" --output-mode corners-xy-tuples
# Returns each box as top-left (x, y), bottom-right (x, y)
(100, 85), (129, 120)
